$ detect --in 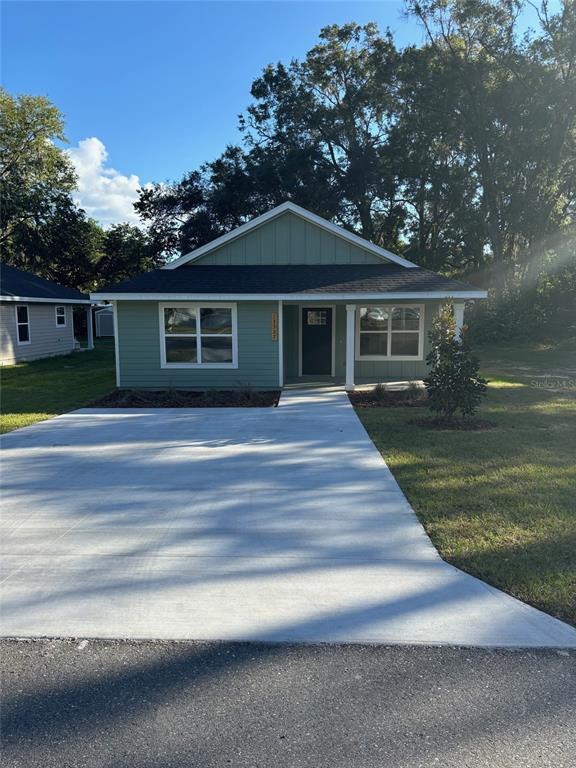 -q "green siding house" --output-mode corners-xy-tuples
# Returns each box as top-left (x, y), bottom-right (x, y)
(92, 203), (487, 391)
